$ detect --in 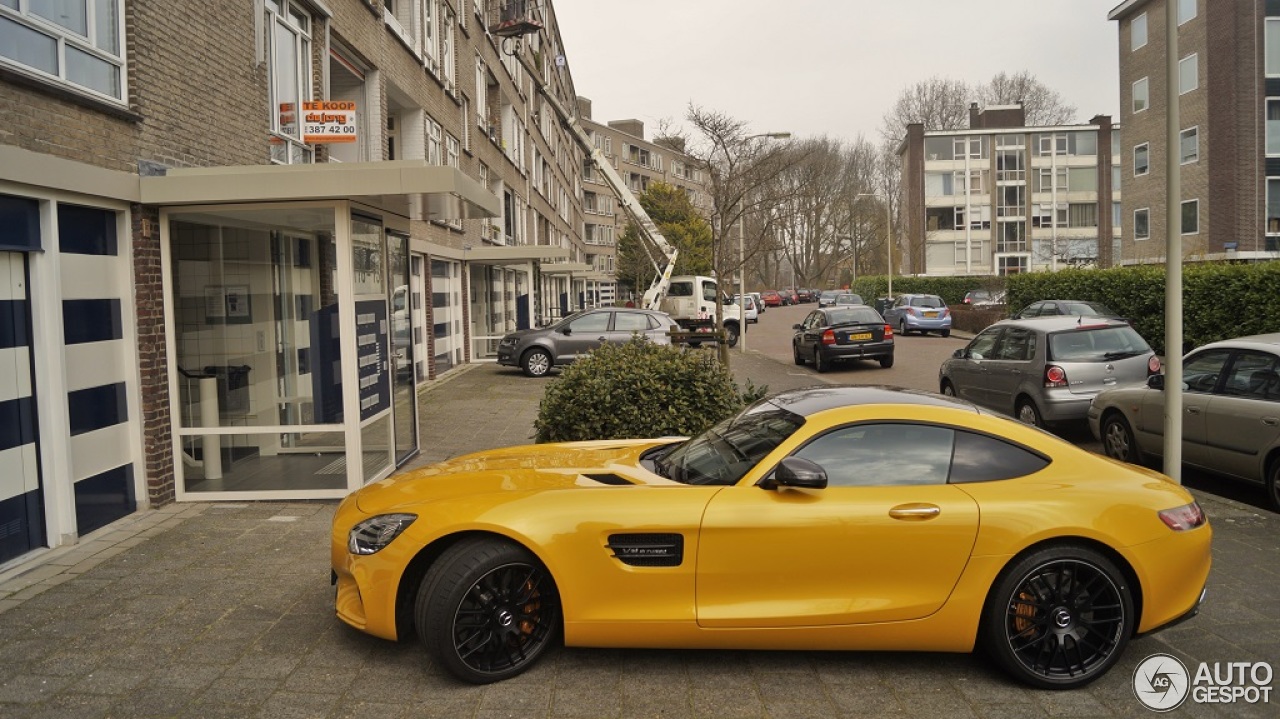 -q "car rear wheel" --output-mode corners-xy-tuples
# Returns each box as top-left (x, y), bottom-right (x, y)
(1267, 459), (1280, 512)
(521, 348), (552, 377)
(1101, 413), (1142, 465)
(941, 329), (951, 338)
(1016, 399), (1043, 428)
(899, 320), (910, 336)
(813, 347), (829, 373)
(982, 545), (1133, 689)
(416, 538), (560, 684)
(724, 323), (739, 348)
(879, 355), (894, 369)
